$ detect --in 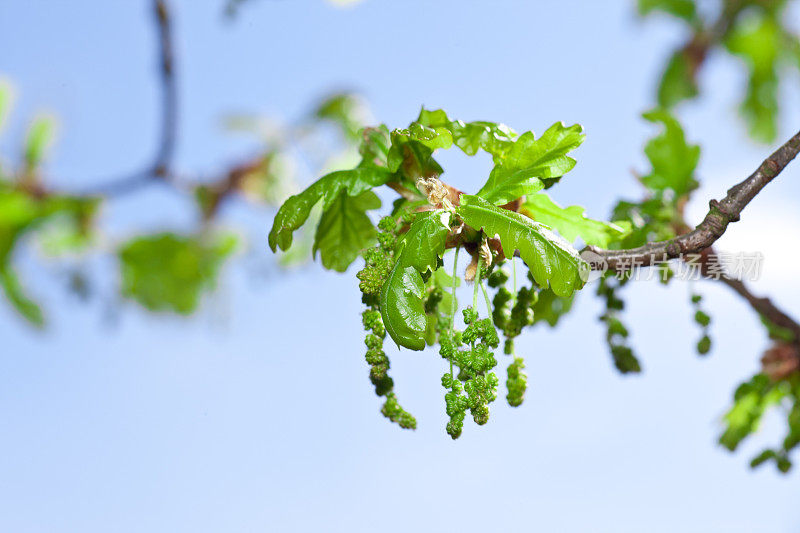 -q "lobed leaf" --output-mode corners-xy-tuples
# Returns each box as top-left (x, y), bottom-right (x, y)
(476, 122), (584, 205)
(719, 374), (786, 451)
(457, 195), (587, 297)
(657, 49), (699, 108)
(522, 192), (631, 248)
(416, 108), (516, 161)
(313, 190), (381, 272)
(640, 109), (700, 196)
(268, 166), (391, 254)
(0, 184), (98, 325)
(532, 288), (575, 328)
(725, 14), (782, 143)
